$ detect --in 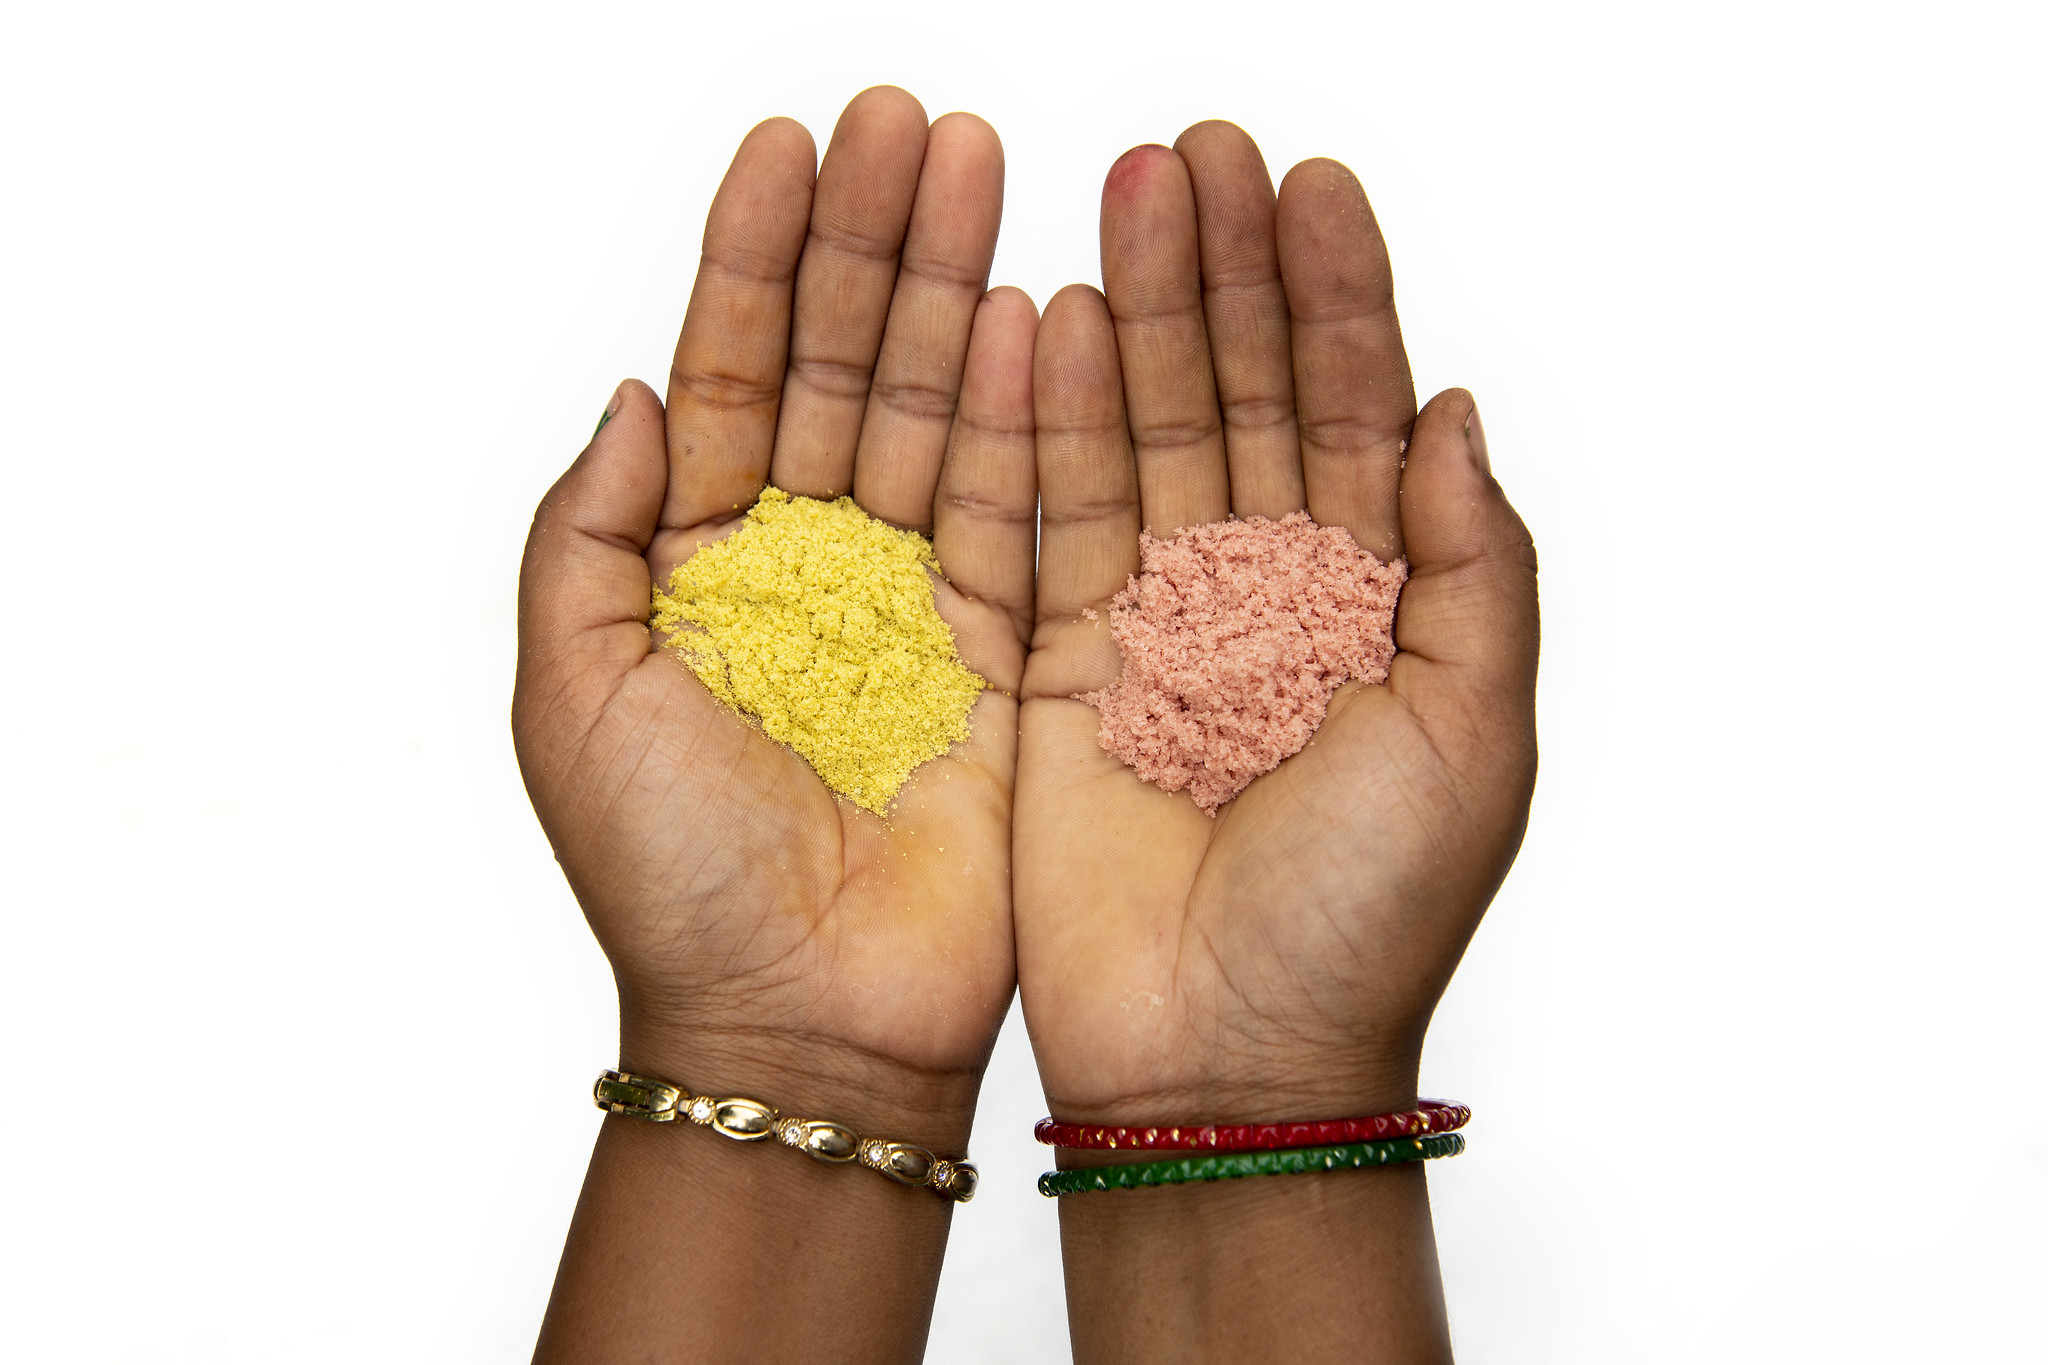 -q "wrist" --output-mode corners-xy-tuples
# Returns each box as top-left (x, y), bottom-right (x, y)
(618, 1011), (985, 1155)
(1043, 1048), (1425, 1138)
